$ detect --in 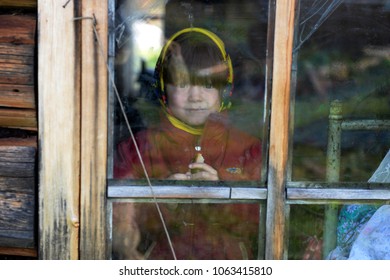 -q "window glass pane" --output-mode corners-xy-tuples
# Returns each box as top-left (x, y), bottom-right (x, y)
(289, 203), (390, 260)
(112, 202), (261, 260)
(110, 0), (269, 184)
(288, 204), (324, 260)
(109, 0), (269, 261)
(291, 0), (390, 182)
(288, 149), (390, 260)
(289, 0), (390, 260)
